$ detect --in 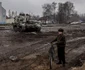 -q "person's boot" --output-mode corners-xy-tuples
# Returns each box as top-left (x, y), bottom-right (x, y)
(62, 63), (66, 67)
